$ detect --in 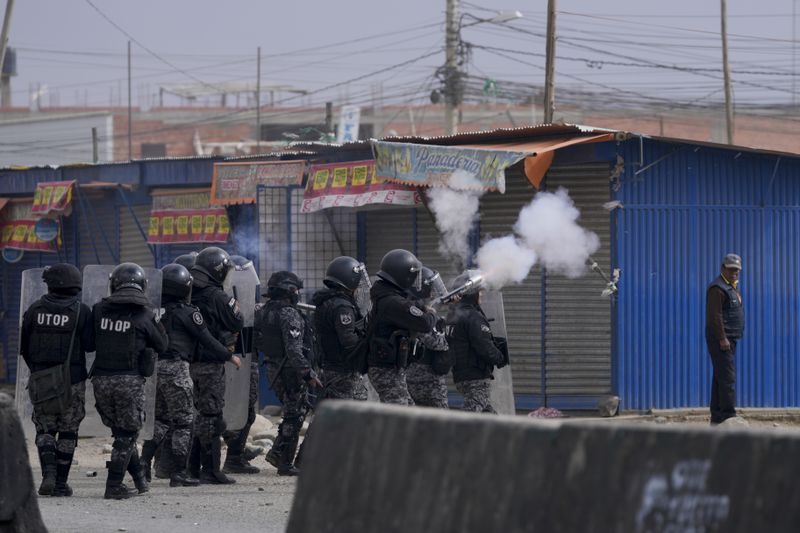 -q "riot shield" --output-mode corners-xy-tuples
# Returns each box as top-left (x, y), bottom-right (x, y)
(81, 265), (162, 439)
(222, 261), (260, 430)
(14, 268), (48, 437)
(480, 290), (516, 416)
